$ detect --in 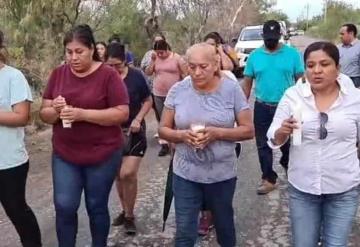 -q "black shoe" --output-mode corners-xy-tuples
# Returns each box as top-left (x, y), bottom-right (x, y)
(158, 144), (170, 157)
(124, 217), (137, 235)
(112, 211), (125, 226)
